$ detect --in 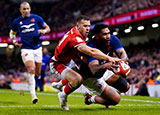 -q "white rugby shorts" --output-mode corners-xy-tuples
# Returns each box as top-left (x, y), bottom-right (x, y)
(21, 47), (42, 63)
(49, 59), (78, 80)
(101, 69), (114, 81)
(83, 78), (107, 96)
